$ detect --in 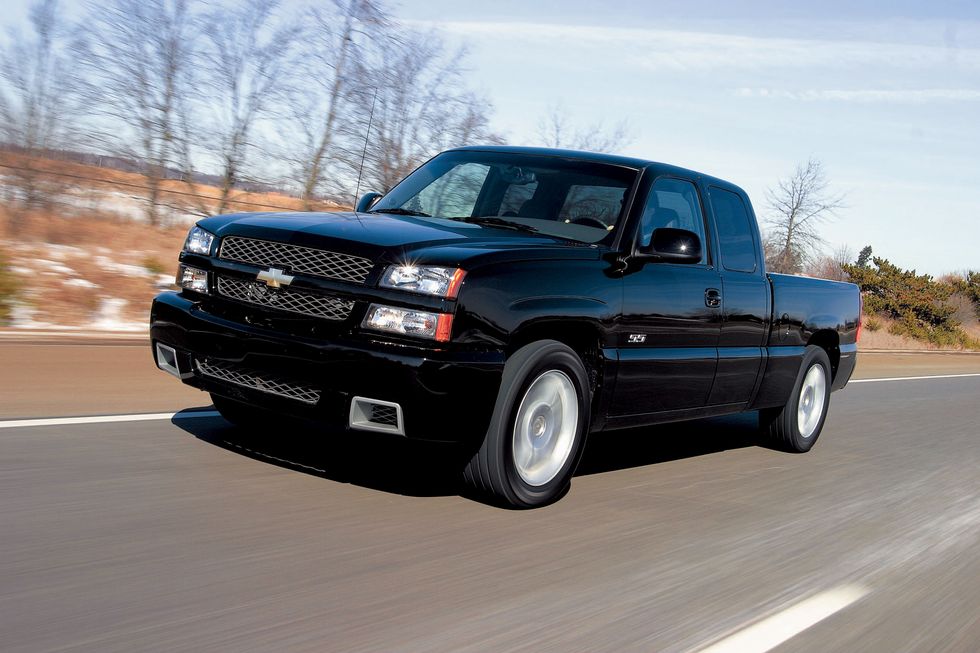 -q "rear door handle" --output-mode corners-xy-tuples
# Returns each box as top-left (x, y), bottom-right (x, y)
(705, 288), (721, 308)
